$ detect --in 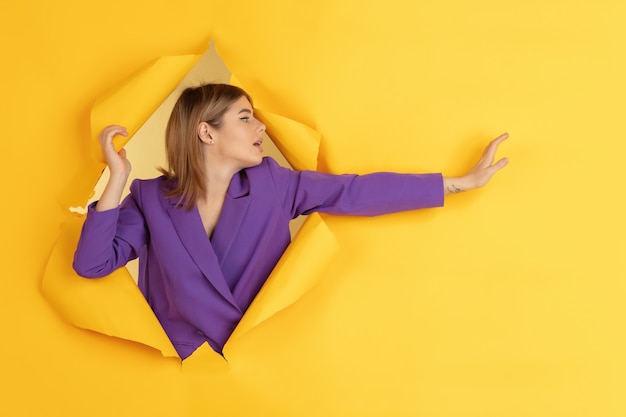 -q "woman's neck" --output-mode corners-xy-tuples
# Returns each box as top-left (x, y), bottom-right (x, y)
(201, 157), (239, 200)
